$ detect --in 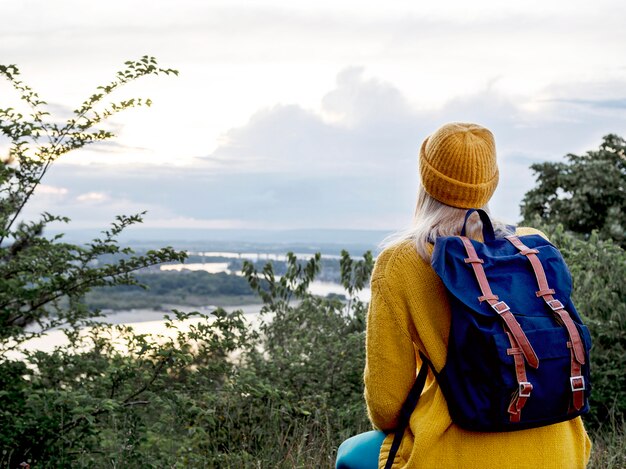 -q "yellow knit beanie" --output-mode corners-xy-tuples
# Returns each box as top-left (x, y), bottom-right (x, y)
(419, 122), (499, 209)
